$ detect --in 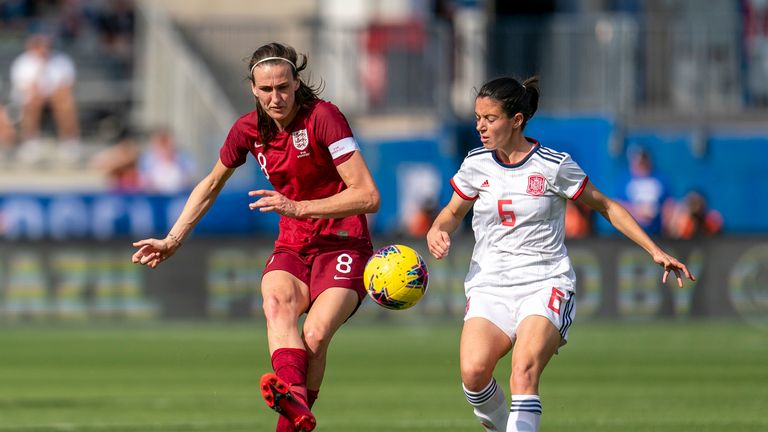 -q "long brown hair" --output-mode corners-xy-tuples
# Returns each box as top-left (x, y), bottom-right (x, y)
(247, 42), (321, 143)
